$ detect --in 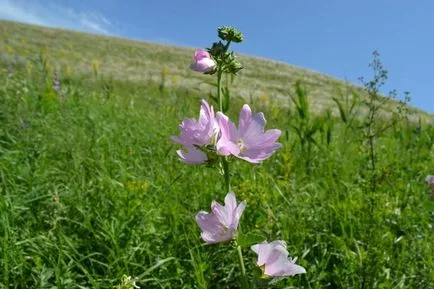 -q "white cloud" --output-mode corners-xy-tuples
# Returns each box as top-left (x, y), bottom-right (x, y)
(0, 0), (115, 35)
(79, 12), (111, 34)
